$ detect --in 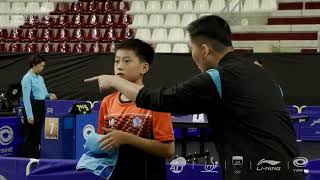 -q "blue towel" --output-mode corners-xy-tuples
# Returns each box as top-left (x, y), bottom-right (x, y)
(76, 132), (118, 179)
